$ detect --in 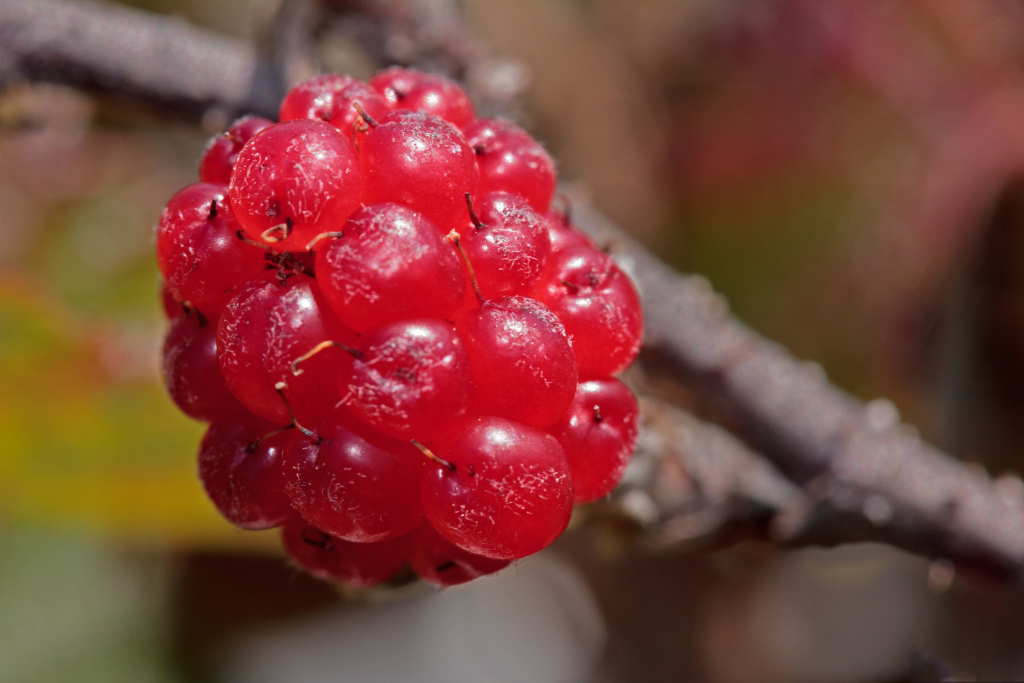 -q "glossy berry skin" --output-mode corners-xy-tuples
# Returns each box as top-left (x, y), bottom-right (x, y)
(282, 414), (424, 542)
(464, 118), (556, 214)
(459, 192), (552, 300)
(455, 296), (577, 428)
(230, 120), (364, 252)
(338, 319), (473, 441)
(360, 111), (479, 234)
(281, 517), (407, 587)
(199, 116), (274, 185)
(545, 209), (593, 254)
(533, 245), (643, 376)
(369, 67), (475, 128)
(155, 183), (266, 318)
(155, 63), (648, 589)
(315, 204), (465, 333)
(407, 521), (509, 587)
(217, 272), (357, 426)
(421, 416), (573, 560)
(162, 314), (245, 422)
(197, 415), (295, 530)
(279, 75), (391, 138)
(548, 378), (640, 503)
